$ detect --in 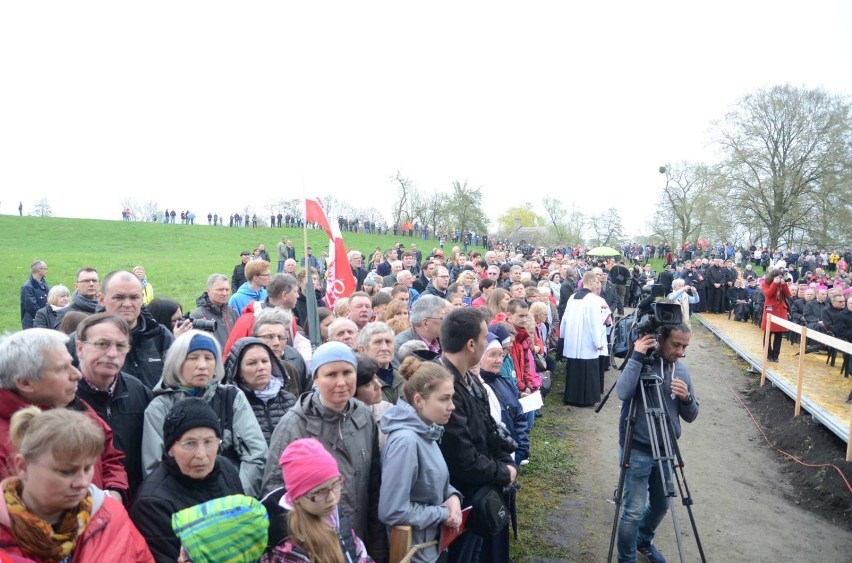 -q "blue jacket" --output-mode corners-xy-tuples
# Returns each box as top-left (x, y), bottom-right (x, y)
(480, 369), (530, 464)
(228, 283), (268, 317)
(20, 275), (49, 329)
